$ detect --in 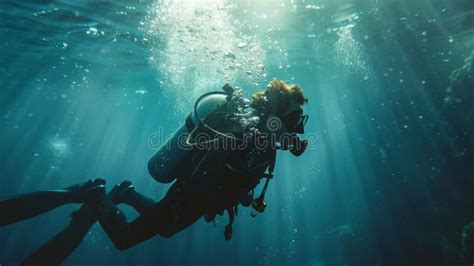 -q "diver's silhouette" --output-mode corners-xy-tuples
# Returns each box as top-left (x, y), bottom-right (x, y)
(0, 81), (309, 265)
